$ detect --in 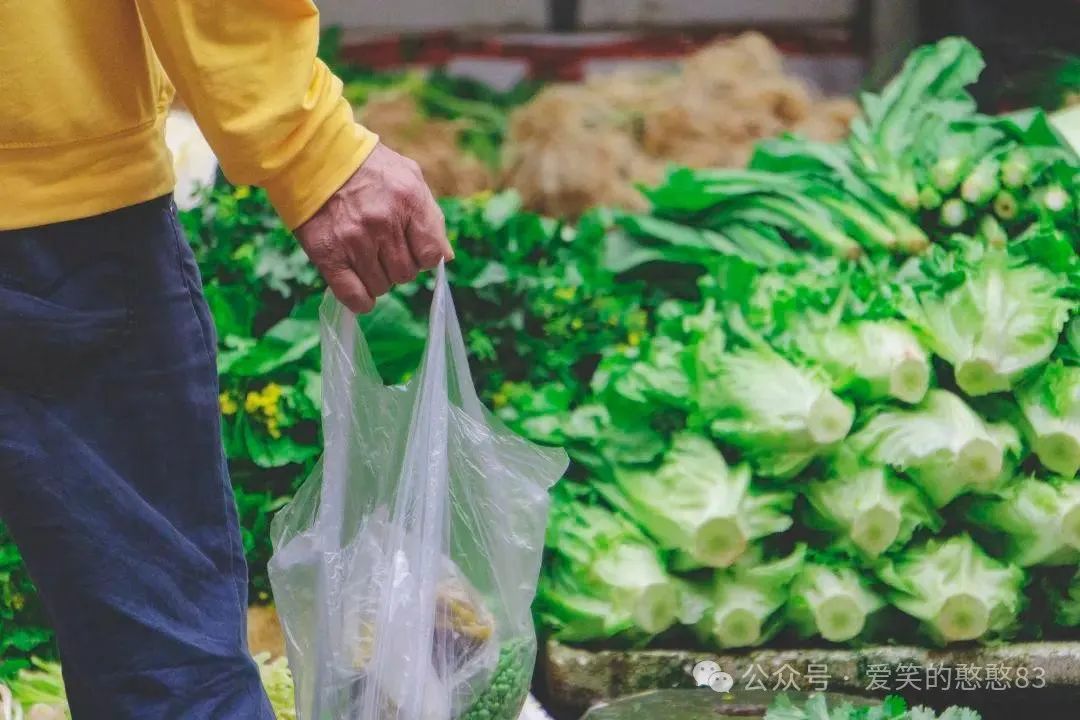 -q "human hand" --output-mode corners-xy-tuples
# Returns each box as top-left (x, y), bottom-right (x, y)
(294, 143), (453, 313)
